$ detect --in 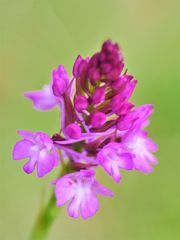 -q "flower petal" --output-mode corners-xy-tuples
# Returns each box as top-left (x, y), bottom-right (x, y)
(23, 156), (37, 174)
(101, 159), (121, 183)
(111, 164), (122, 183)
(93, 181), (114, 197)
(17, 130), (35, 141)
(134, 156), (154, 173)
(68, 196), (81, 219)
(24, 85), (59, 111)
(13, 140), (33, 160)
(37, 149), (57, 177)
(35, 132), (53, 150)
(146, 139), (159, 152)
(117, 153), (134, 170)
(124, 131), (158, 174)
(55, 177), (75, 207)
(144, 151), (158, 165)
(81, 193), (99, 219)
